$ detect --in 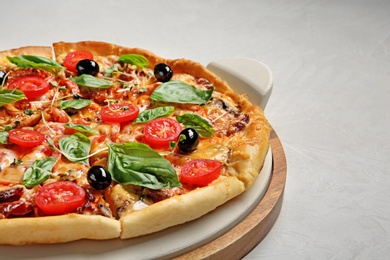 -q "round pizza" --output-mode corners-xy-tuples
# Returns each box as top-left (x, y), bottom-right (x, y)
(0, 41), (270, 245)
